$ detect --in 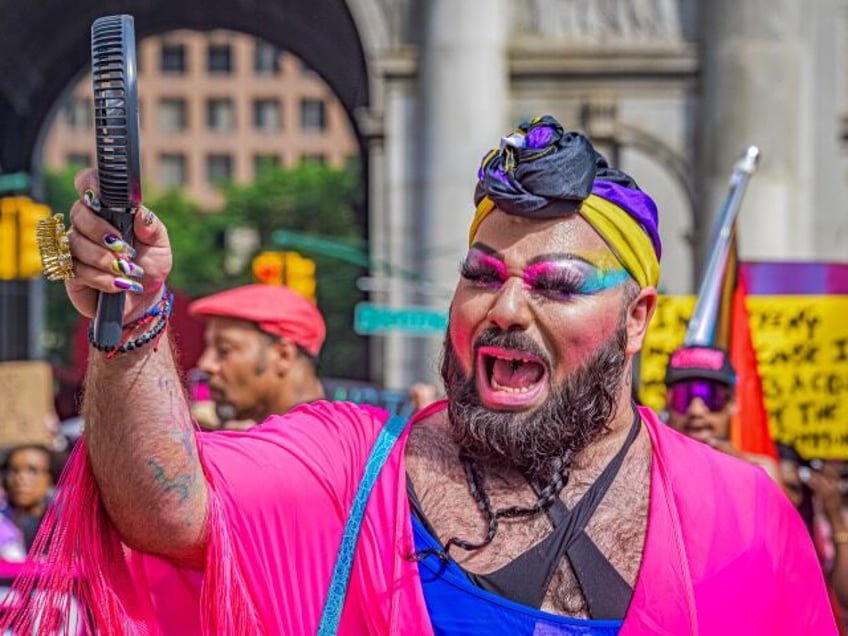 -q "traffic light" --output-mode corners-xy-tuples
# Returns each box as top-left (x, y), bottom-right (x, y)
(0, 197), (16, 280)
(282, 251), (316, 302)
(252, 251), (285, 285)
(0, 196), (51, 280)
(17, 199), (51, 278)
(250, 250), (317, 302)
